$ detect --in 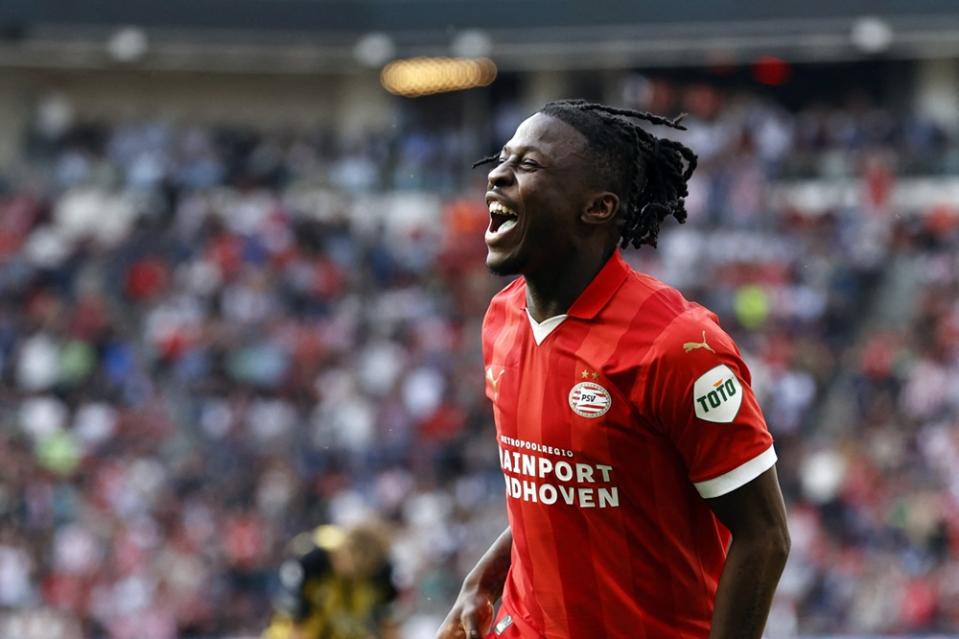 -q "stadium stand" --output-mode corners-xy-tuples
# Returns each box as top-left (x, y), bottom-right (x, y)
(0, 83), (957, 638)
